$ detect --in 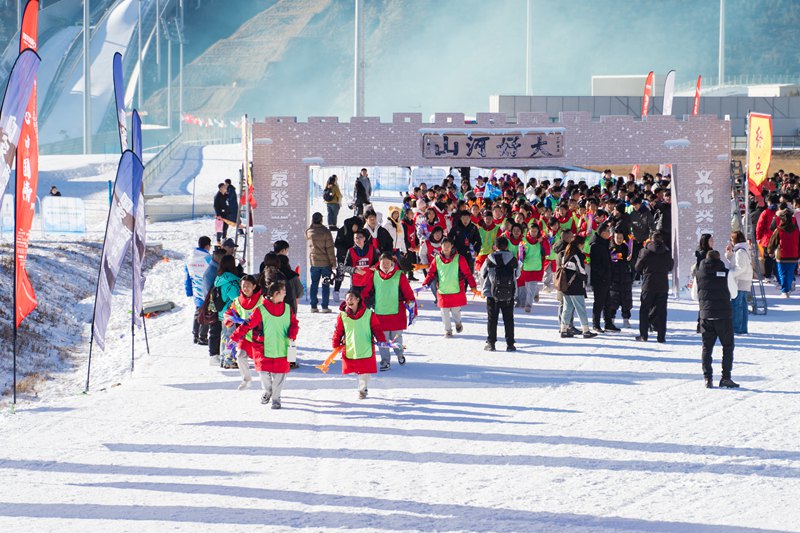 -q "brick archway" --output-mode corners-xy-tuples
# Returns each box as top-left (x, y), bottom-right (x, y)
(253, 111), (731, 292)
